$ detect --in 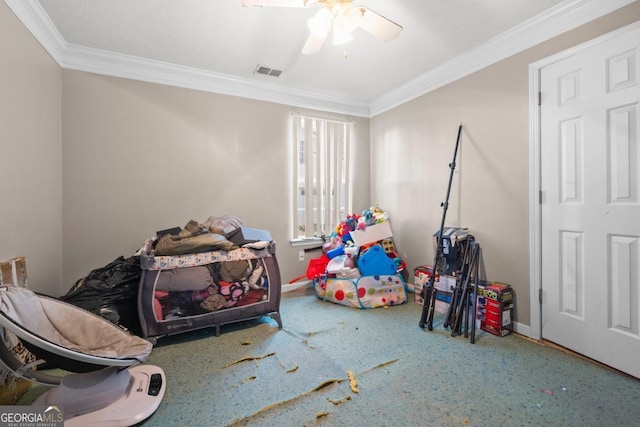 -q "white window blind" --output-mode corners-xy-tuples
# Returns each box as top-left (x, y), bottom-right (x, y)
(292, 115), (352, 241)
